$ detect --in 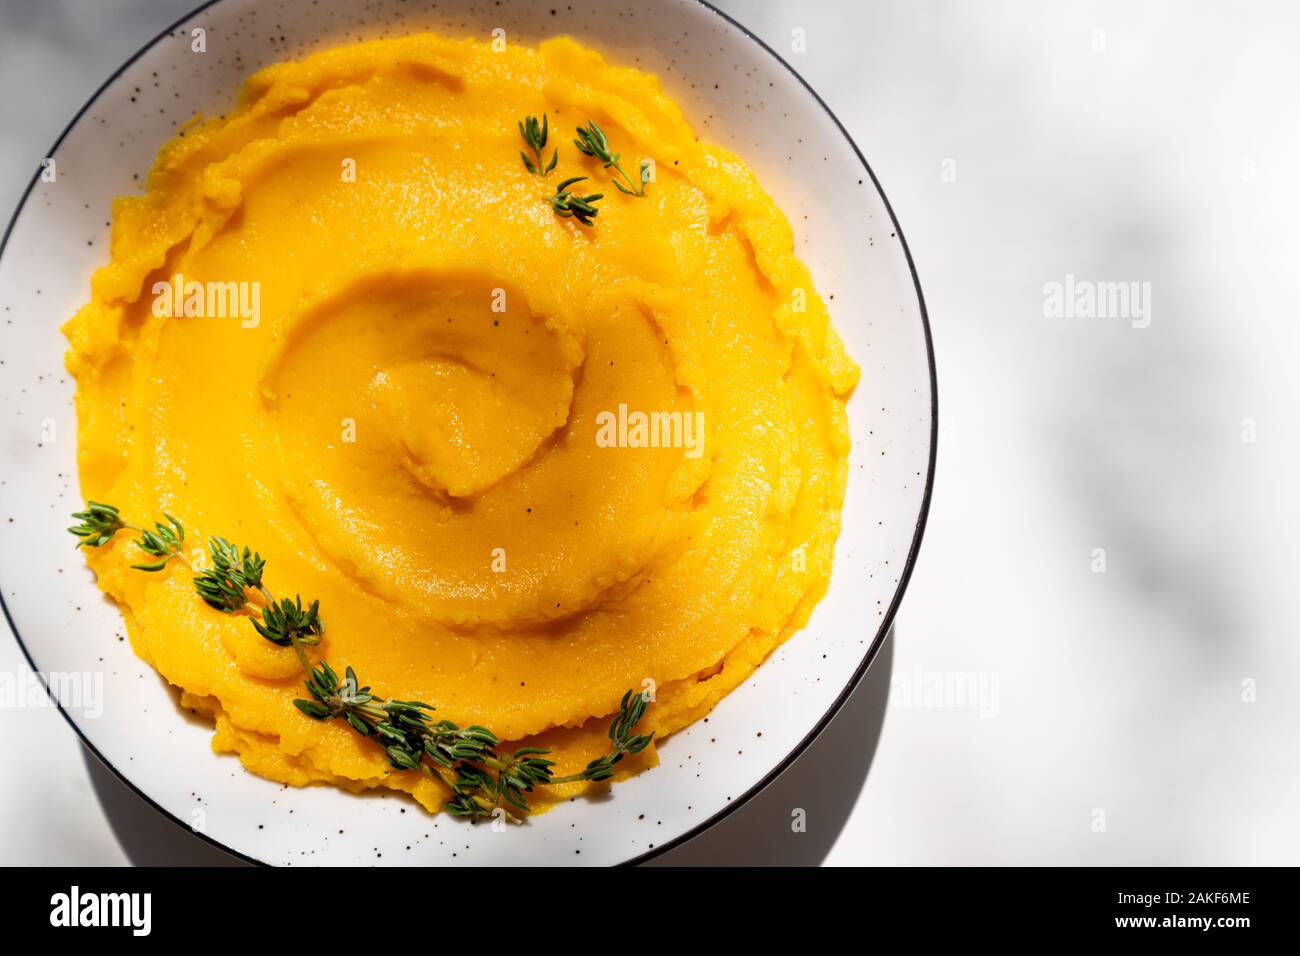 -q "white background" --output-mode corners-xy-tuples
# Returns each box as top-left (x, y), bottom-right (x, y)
(2, 0), (1297, 865)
